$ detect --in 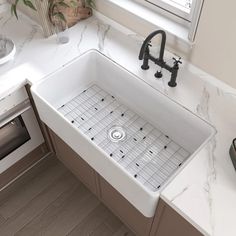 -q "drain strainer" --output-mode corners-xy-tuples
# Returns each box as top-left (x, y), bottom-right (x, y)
(108, 126), (126, 142)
